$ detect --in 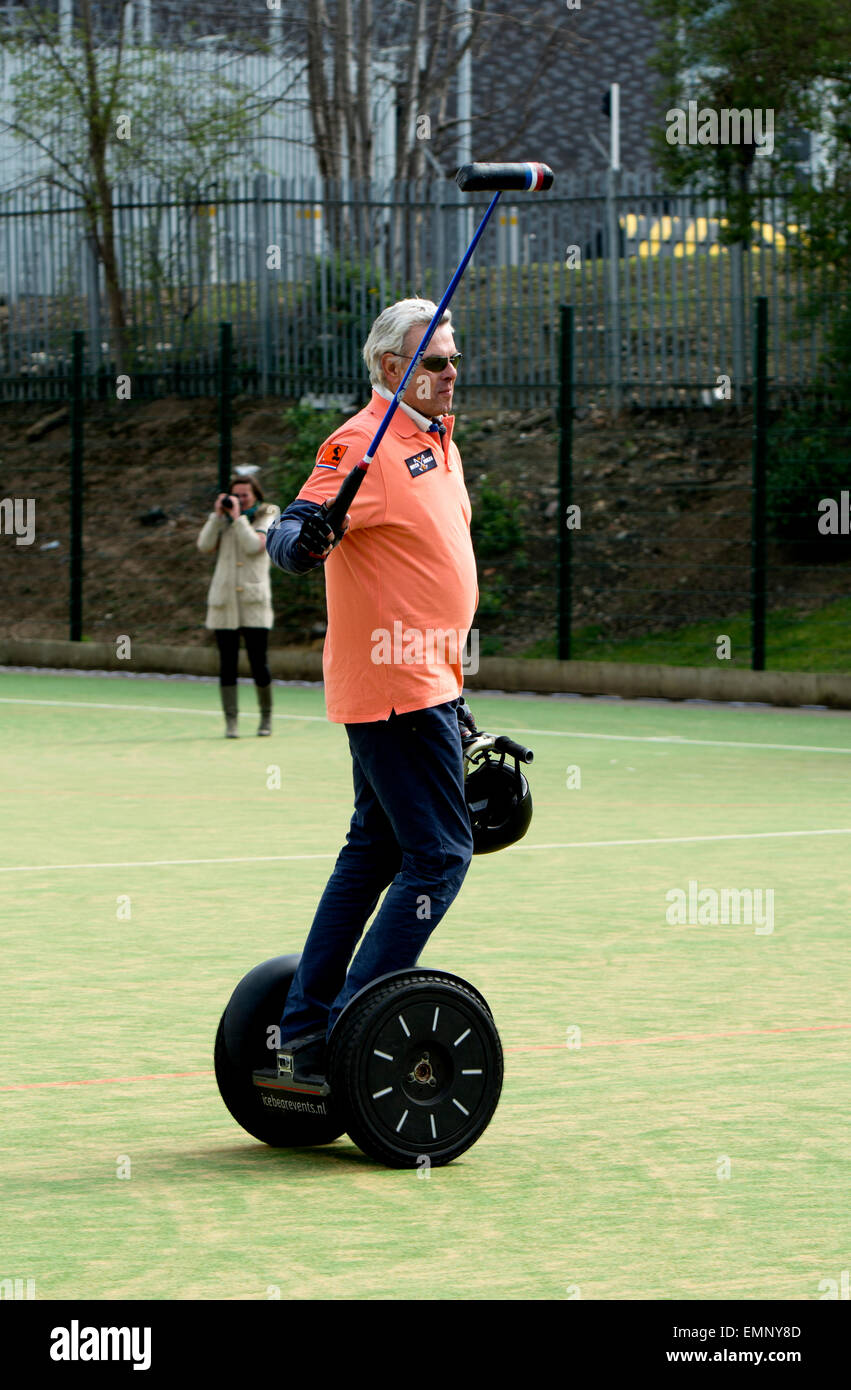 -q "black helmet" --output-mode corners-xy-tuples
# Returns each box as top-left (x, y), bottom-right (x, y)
(464, 737), (533, 854)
